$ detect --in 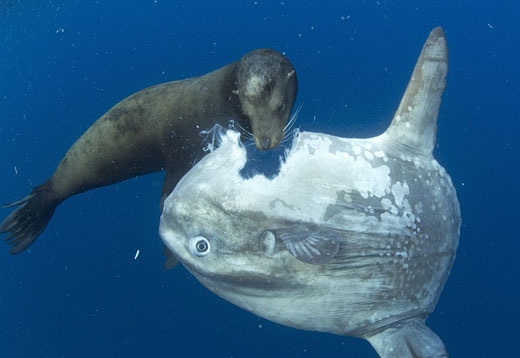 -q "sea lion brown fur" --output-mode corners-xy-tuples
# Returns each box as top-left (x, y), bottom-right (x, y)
(1, 49), (298, 254)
